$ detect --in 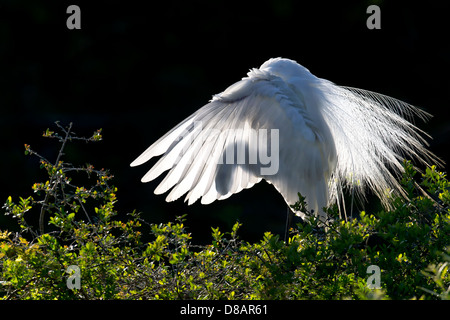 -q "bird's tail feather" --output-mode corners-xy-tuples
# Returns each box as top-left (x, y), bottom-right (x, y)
(317, 82), (442, 211)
